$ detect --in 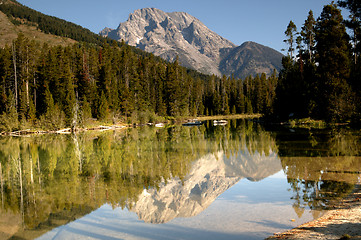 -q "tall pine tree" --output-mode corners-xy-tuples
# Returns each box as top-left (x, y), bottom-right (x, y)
(315, 3), (354, 122)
